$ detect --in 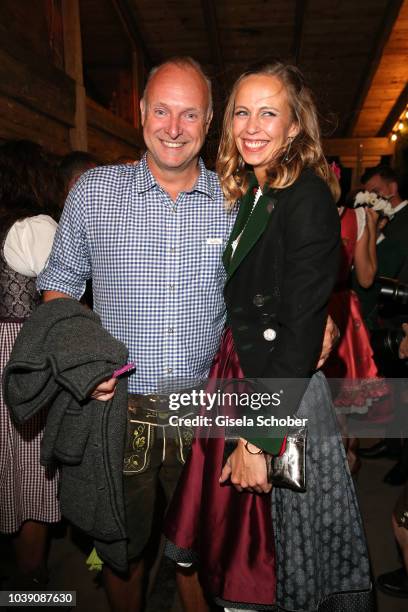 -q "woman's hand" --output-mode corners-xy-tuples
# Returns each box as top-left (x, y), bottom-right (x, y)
(354, 208), (378, 288)
(365, 206), (380, 228)
(316, 314), (340, 369)
(219, 439), (272, 494)
(399, 323), (408, 359)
